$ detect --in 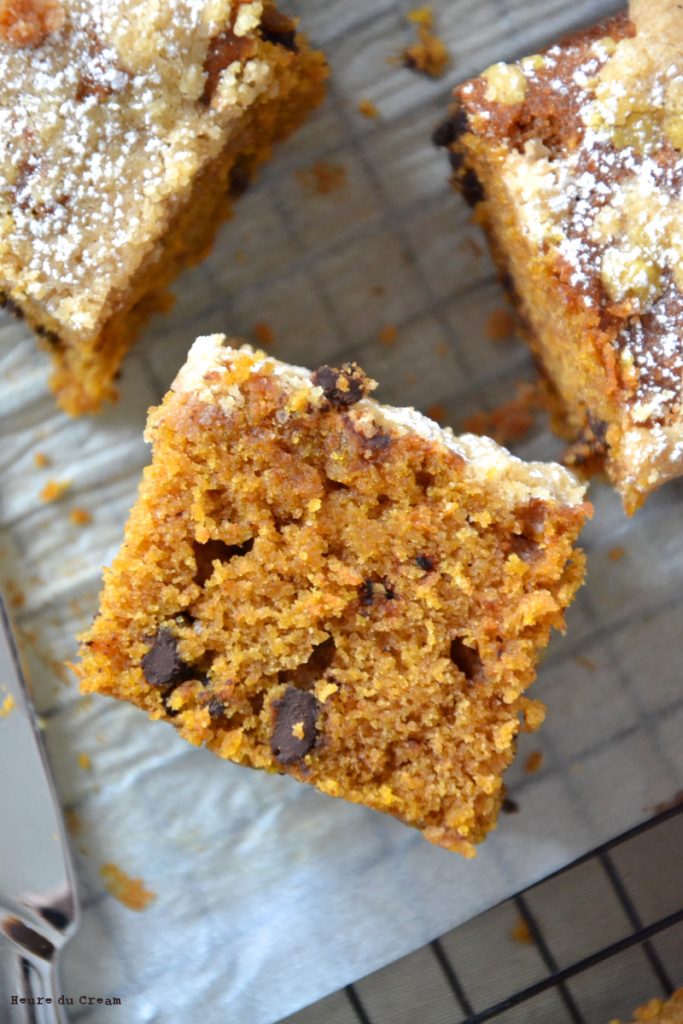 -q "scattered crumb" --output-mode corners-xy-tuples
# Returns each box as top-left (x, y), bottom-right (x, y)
(608, 545), (625, 562)
(252, 321), (276, 347)
(462, 381), (541, 445)
(434, 341), (450, 359)
(40, 479), (70, 503)
(502, 796), (519, 814)
(100, 863), (156, 912)
(0, 693), (16, 717)
(400, 6), (451, 79)
(357, 98), (379, 119)
(574, 654), (597, 673)
(524, 750), (544, 775)
(0, 0), (64, 47)
(651, 789), (683, 815)
(77, 752), (92, 771)
(426, 403), (447, 424)
(485, 308), (515, 341)
(65, 808), (82, 837)
(69, 507), (92, 526)
(511, 916), (533, 945)
(370, 284), (385, 297)
(33, 451), (50, 468)
(5, 580), (25, 609)
(378, 324), (398, 347)
(296, 160), (347, 196)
